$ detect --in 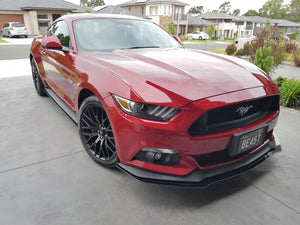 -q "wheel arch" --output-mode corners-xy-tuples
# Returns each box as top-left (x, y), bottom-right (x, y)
(78, 88), (95, 110)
